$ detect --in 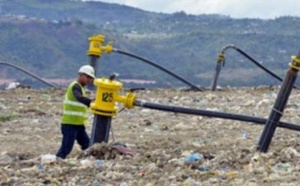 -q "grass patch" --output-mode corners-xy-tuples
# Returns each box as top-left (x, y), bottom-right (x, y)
(0, 114), (15, 122)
